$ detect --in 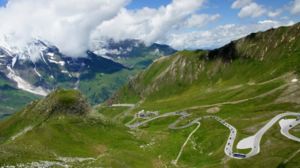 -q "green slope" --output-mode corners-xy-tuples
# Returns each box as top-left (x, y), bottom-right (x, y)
(0, 23), (300, 167)
(114, 23), (300, 105)
(0, 90), (151, 167)
(79, 49), (175, 105)
(108, 23), (300, 167)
